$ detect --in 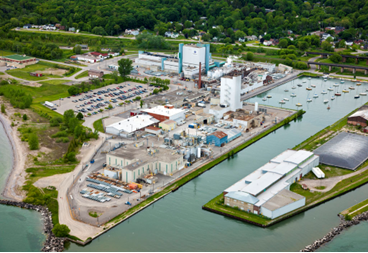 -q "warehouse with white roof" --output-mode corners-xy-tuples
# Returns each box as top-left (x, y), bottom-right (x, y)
(223, 149), (319, 219)
(105, 115), (159, 137)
